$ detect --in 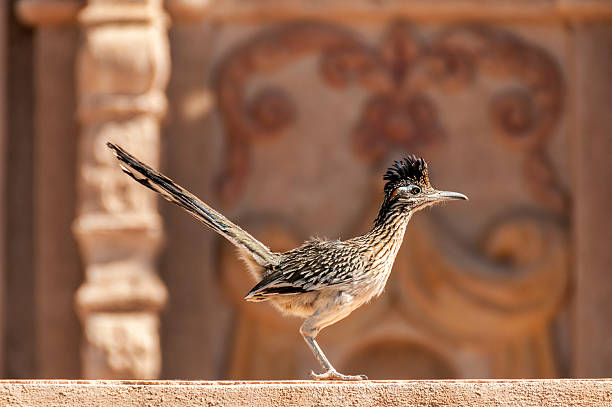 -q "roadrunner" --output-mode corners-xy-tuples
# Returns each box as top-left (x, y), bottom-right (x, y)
(107, 142), (467, 380)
